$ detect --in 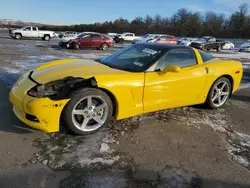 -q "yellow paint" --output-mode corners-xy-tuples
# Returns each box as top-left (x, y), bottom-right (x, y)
(9, 49), (243, 133)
